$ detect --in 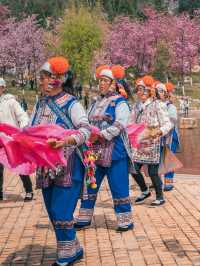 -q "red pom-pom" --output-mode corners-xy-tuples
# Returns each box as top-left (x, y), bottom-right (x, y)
(111, 65), (125, 79)
(48, 56), (69, 75)
(142, 75), (155, 87)
(95, 65), (110, 78)
(153, 80), (161, 88)
(165, 82), (175, 93)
